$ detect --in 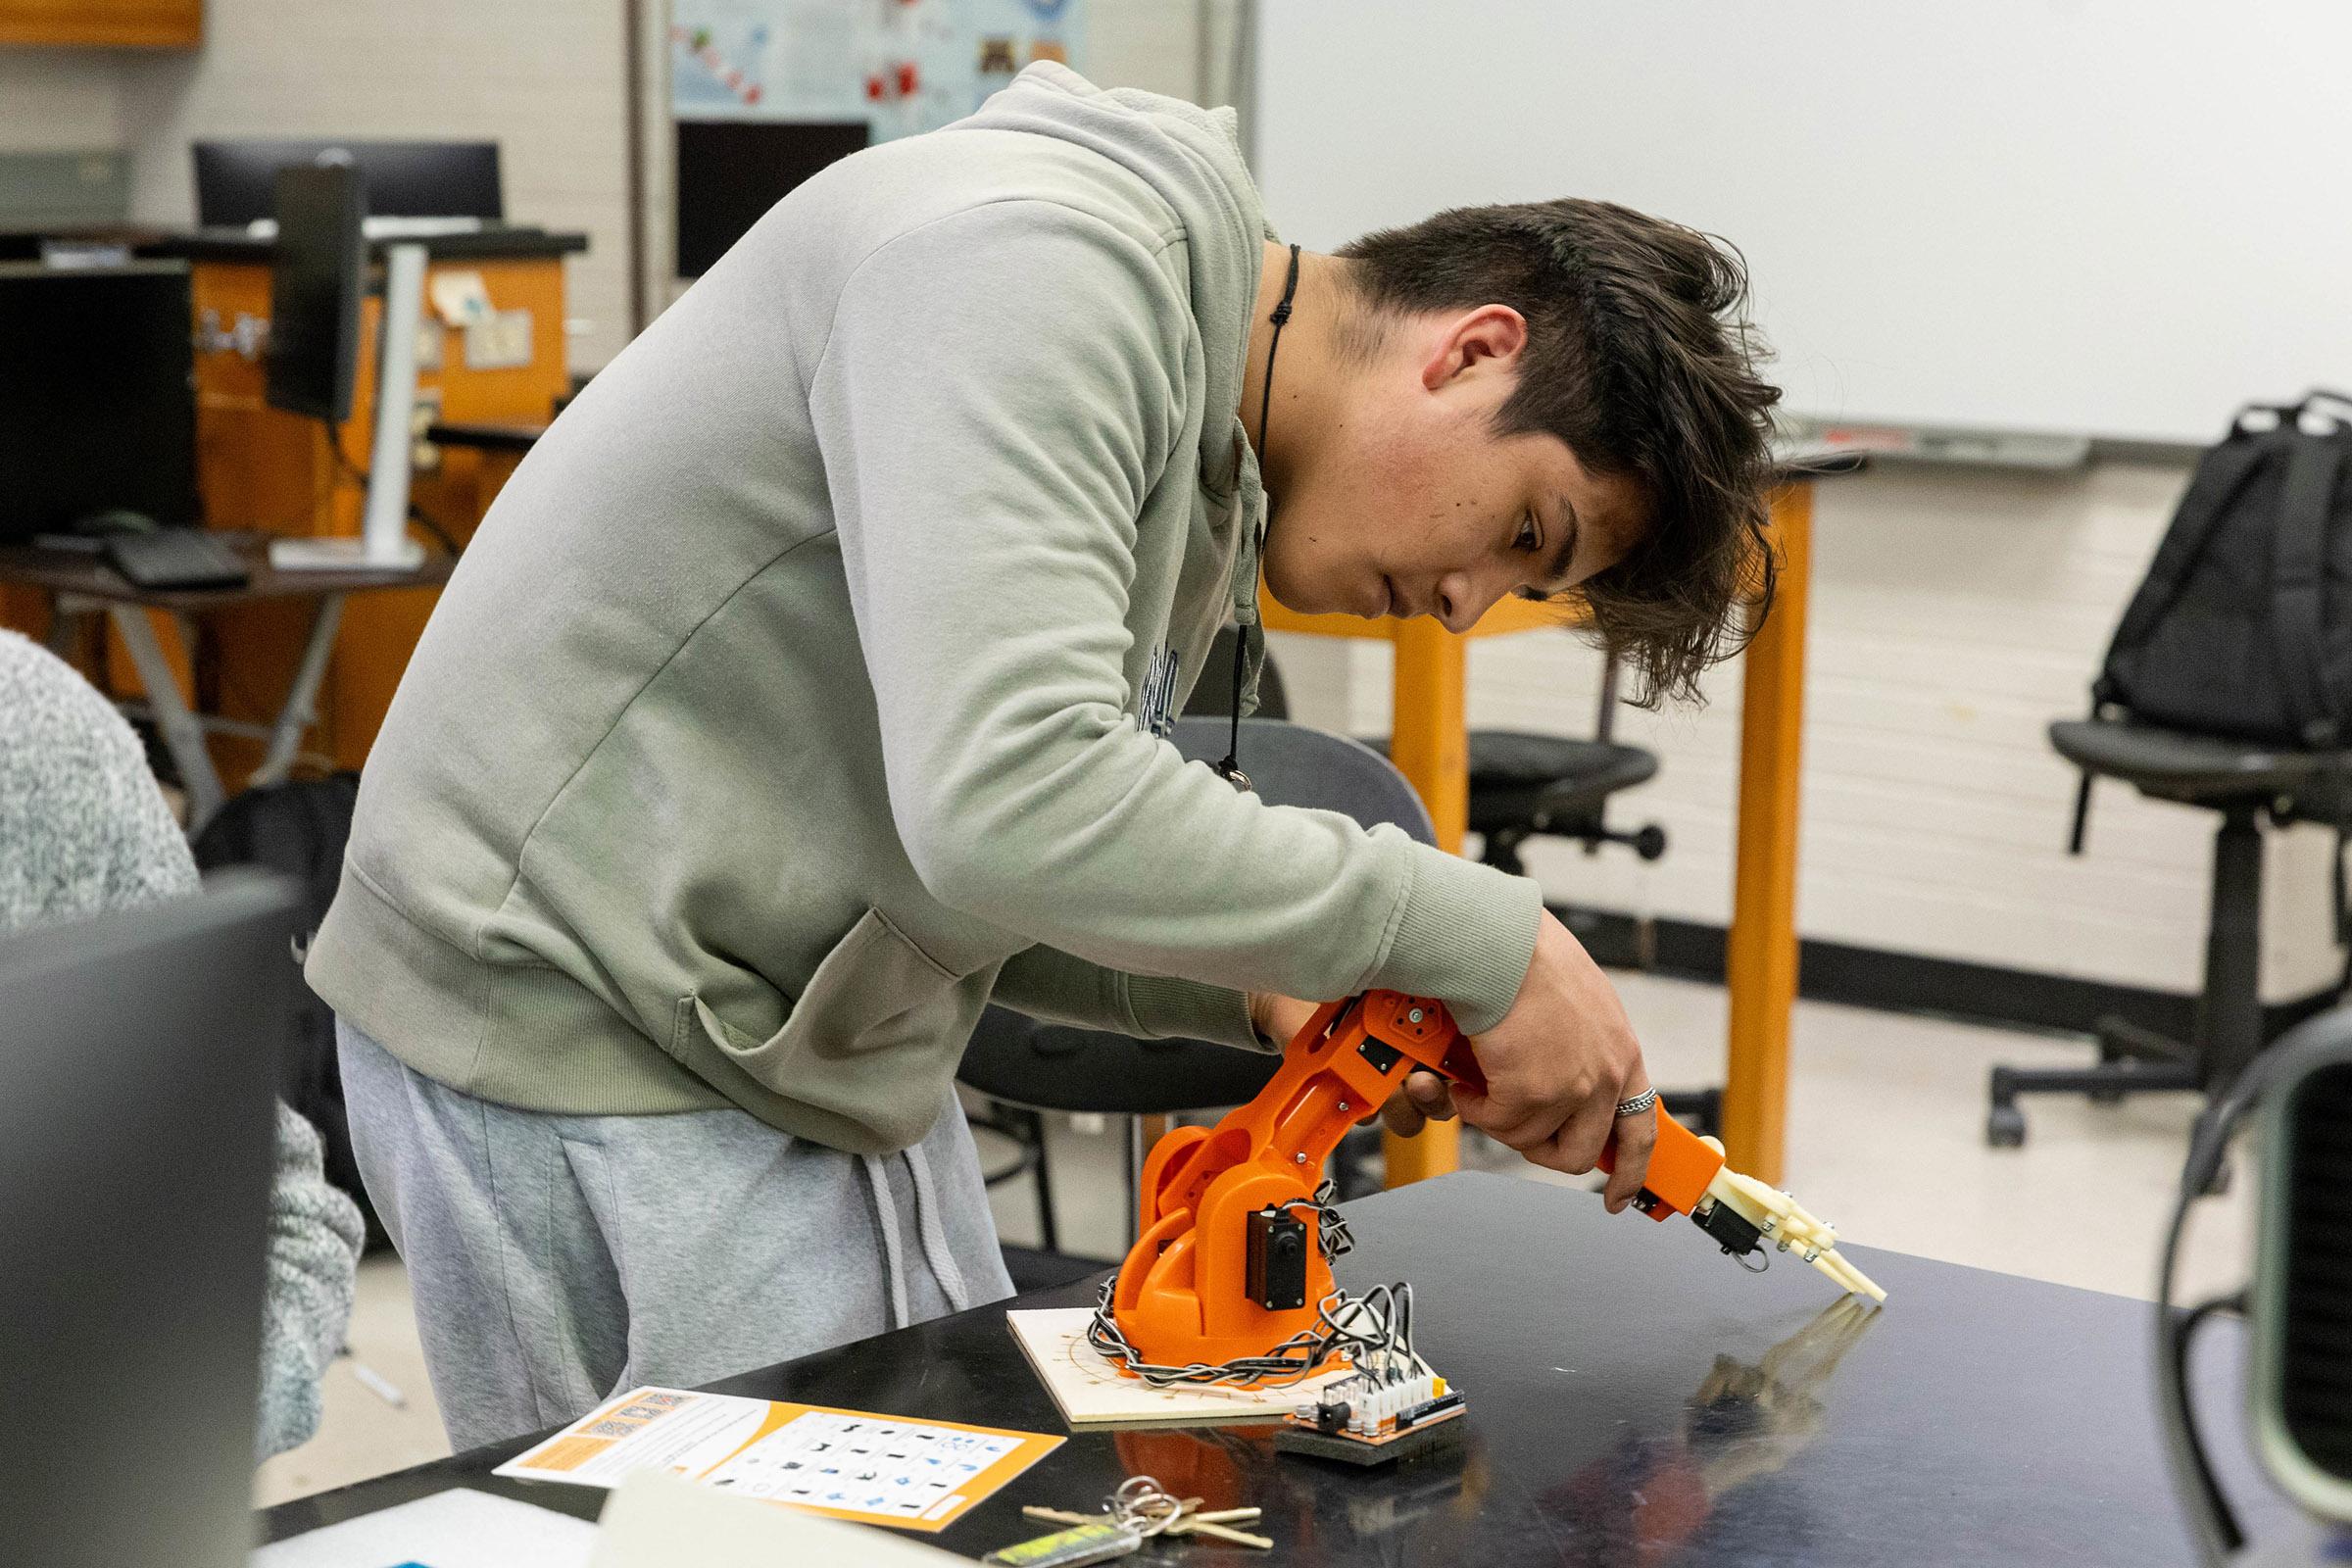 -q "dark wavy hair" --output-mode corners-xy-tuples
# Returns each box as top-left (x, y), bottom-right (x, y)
(1339, 198), (1782, 707)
